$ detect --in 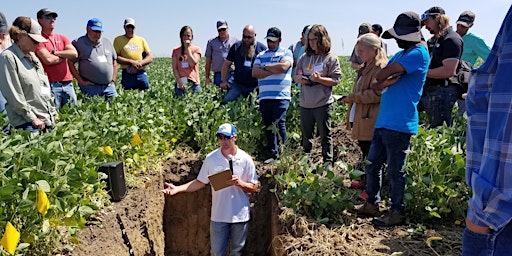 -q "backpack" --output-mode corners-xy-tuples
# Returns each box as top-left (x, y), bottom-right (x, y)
(448, 59), (473, 100)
